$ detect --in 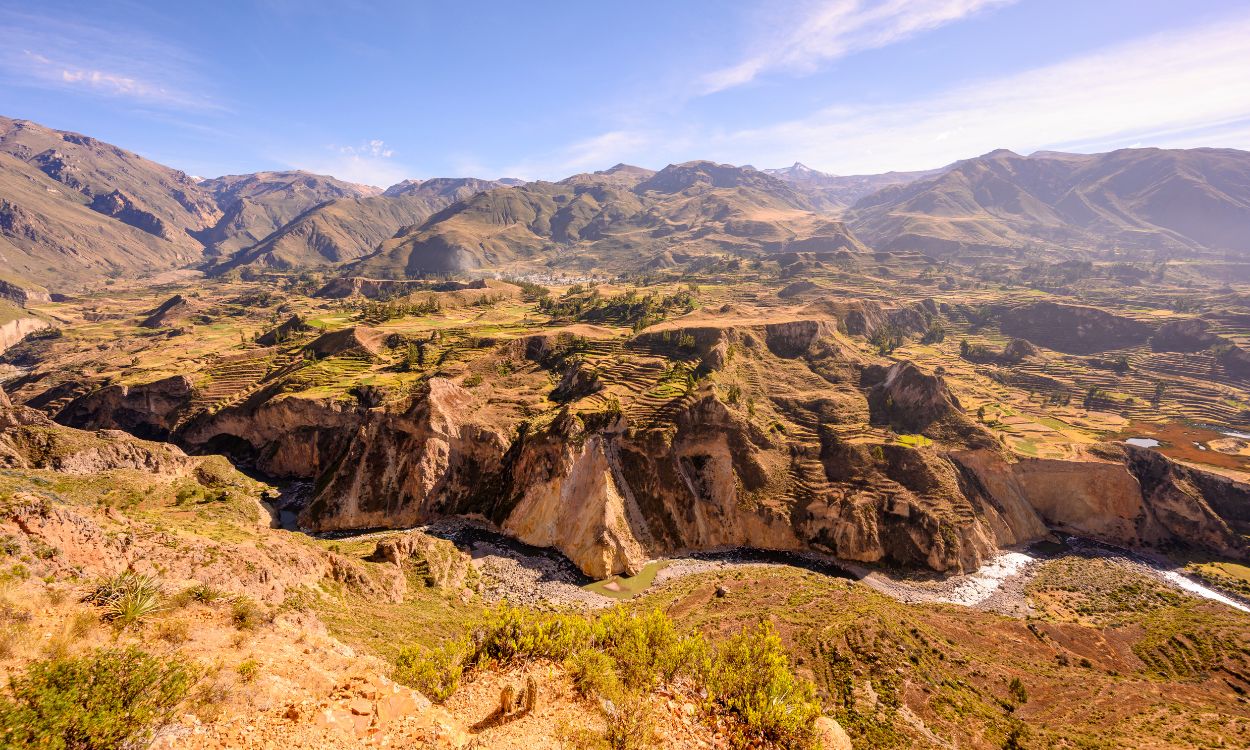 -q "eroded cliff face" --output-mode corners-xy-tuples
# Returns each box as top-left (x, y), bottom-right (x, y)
(301, 379), (511, 531)
(1, 398), (197, 476)
(502, 426), (651, 578)
(995, 301), (1154, 354)
(953, 446), (1250, 562)
(293, 373), (1027, 577)
(182, 391), (366, 478)
(0, 314), (50, 354)
(295, 374), (1249, 578)
(58, 374), (194, 439)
